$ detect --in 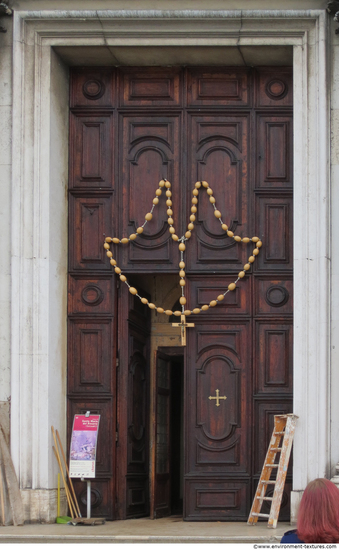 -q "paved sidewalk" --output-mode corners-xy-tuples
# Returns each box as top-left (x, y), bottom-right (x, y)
(0, 516), (290, 544)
